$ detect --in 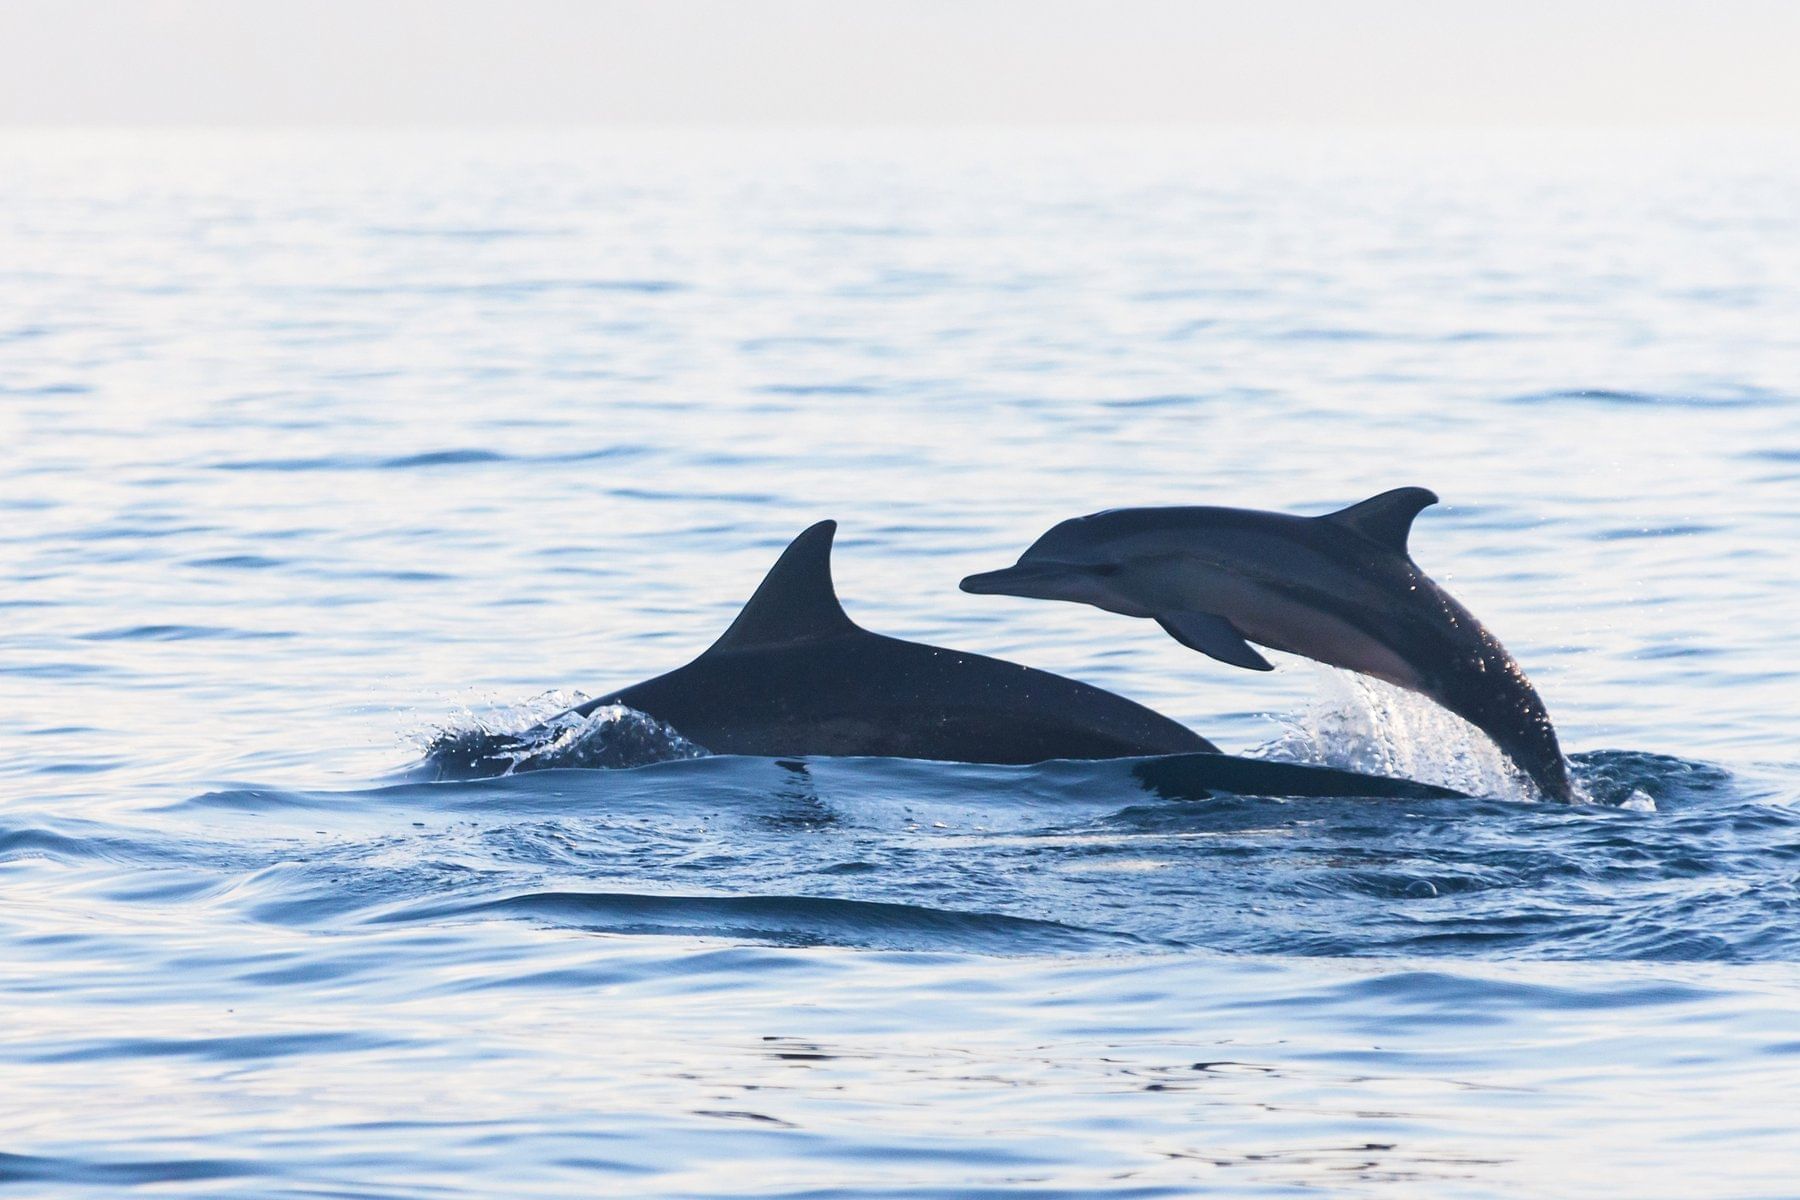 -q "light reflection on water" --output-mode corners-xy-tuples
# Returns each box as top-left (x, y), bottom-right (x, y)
(2, 128), (1798, 1196)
